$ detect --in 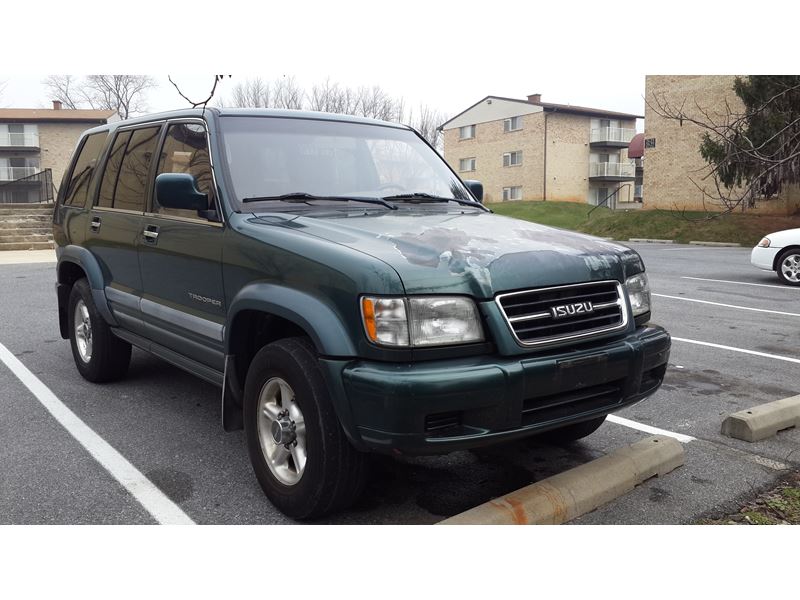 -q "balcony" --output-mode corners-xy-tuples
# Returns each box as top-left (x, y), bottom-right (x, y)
(0, 132), (40, 151)
(588, 161), (636, 181)
(590, 127), (636, 148)
(0, 166), (40, 181)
